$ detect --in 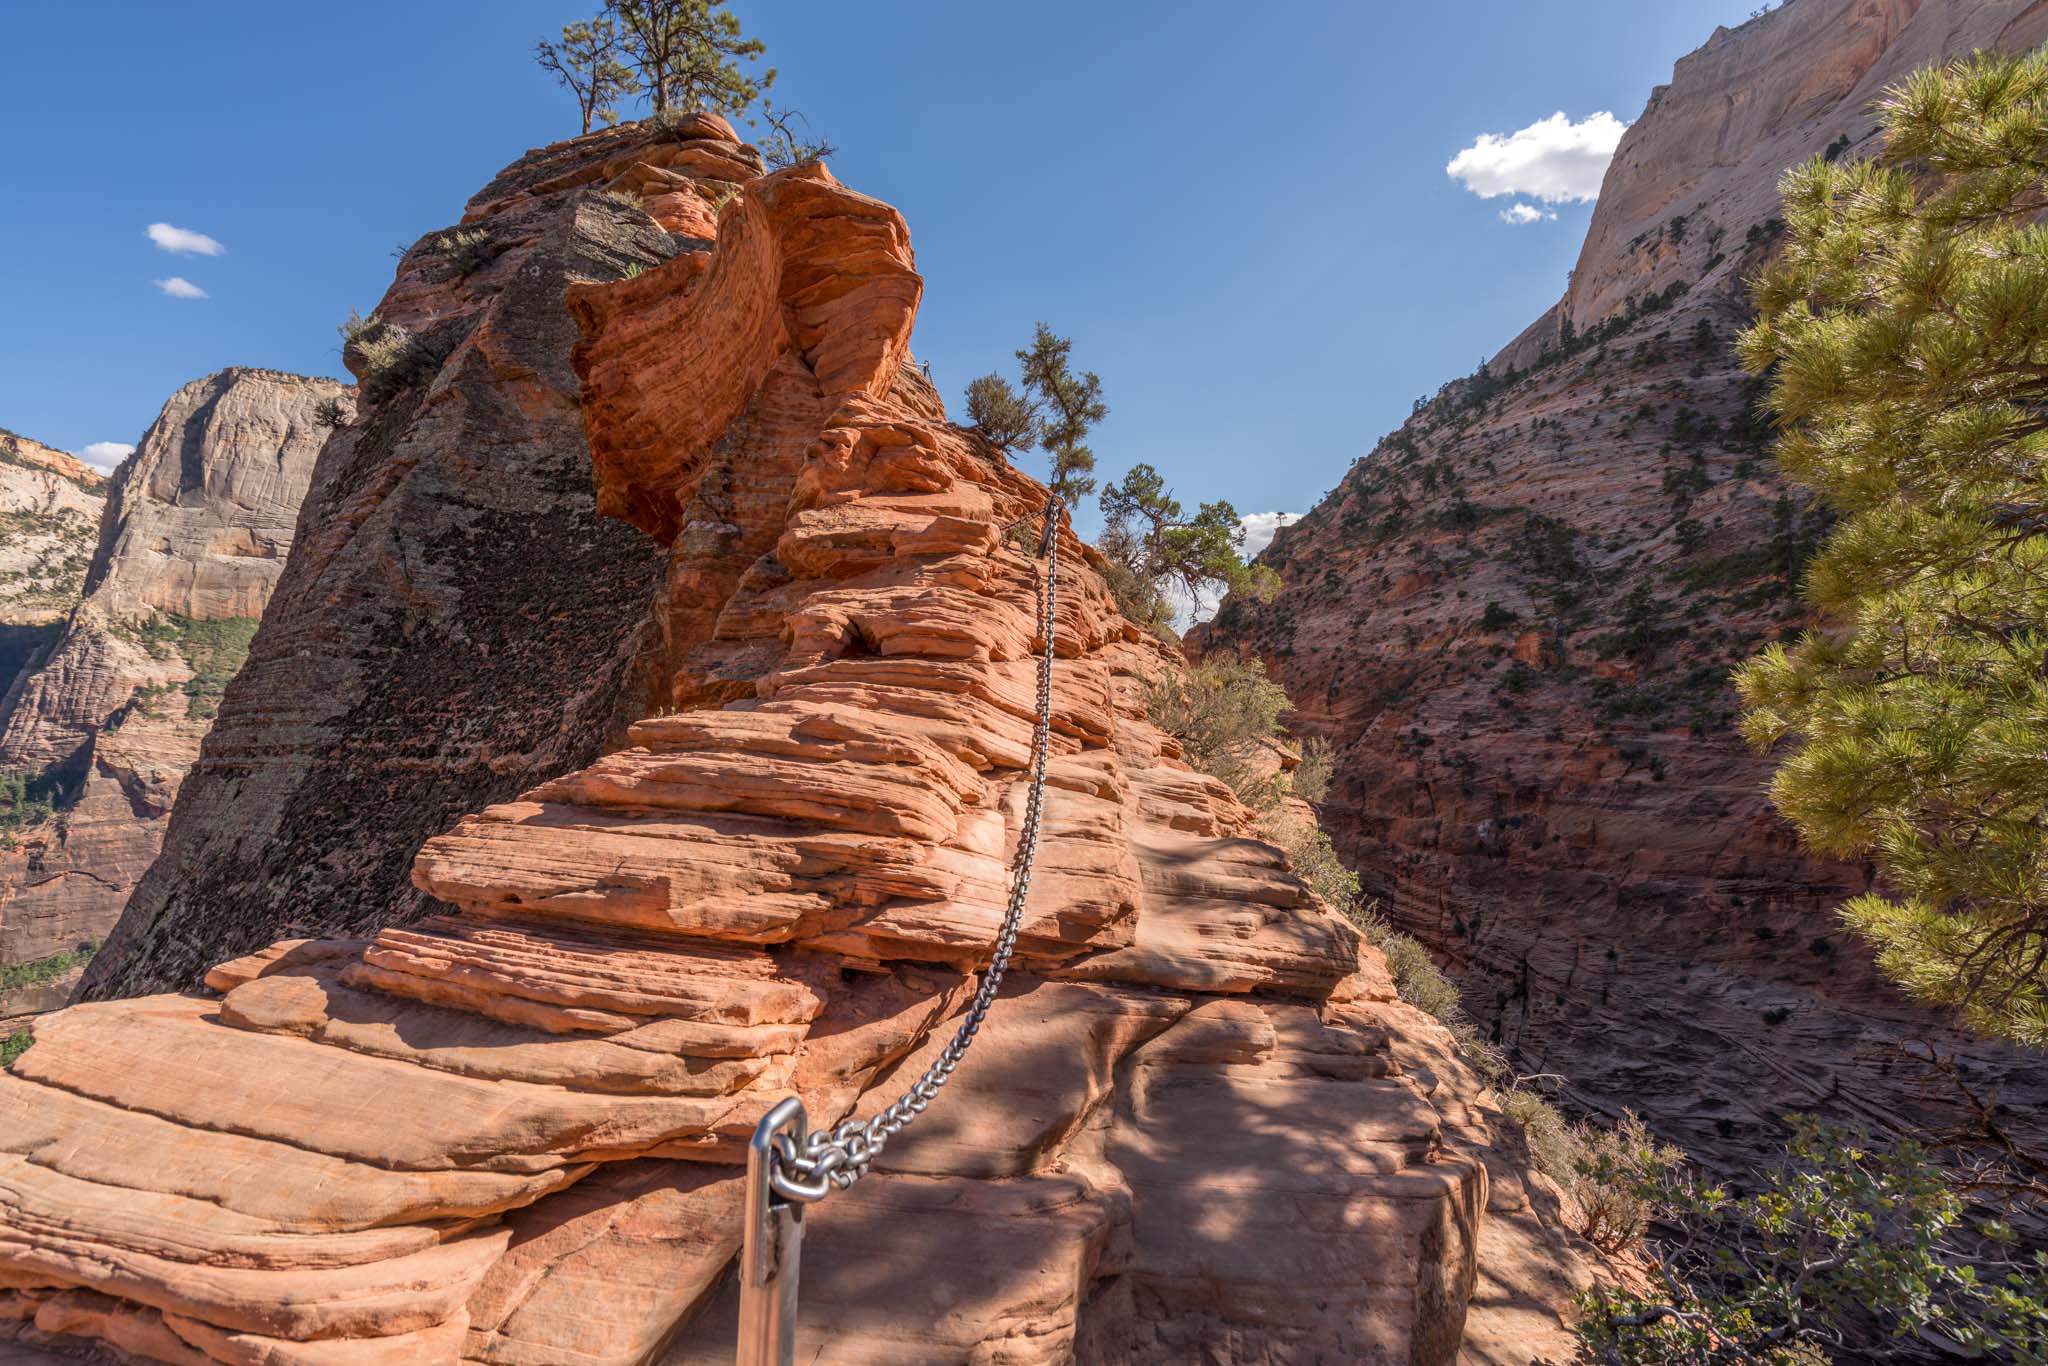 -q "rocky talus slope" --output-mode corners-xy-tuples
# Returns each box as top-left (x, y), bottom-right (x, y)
(1202, 0), (2048, 1171)
(0, 372), (342, 1025)
(0, 133), (1595, 1364)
